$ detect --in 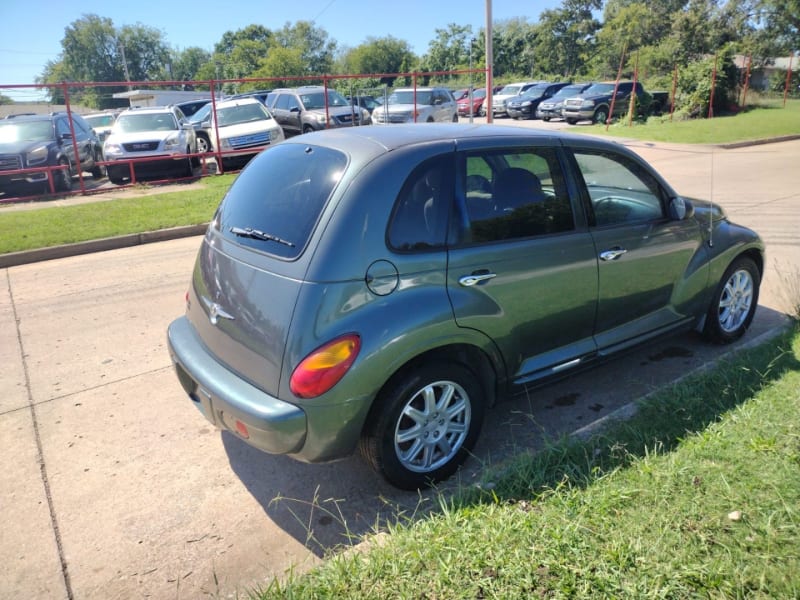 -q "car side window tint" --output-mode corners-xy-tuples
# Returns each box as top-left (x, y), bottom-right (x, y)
(70, 116), (88, 135)
(462, 148), (575, 243)
(388, 157), (451, 252)
(573, 150), (665, 227)
(56, 118), (71, 137)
